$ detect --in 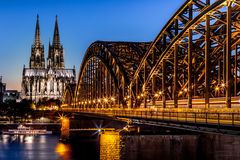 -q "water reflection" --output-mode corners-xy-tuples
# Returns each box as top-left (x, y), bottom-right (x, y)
(0, 134), (35, 144)
(55, 143), (72, 160)
(99, 131), (240, 160)
(0, 132), (240, 160)
(0, 134), (61, 160)
(100, 132), (121, 160)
